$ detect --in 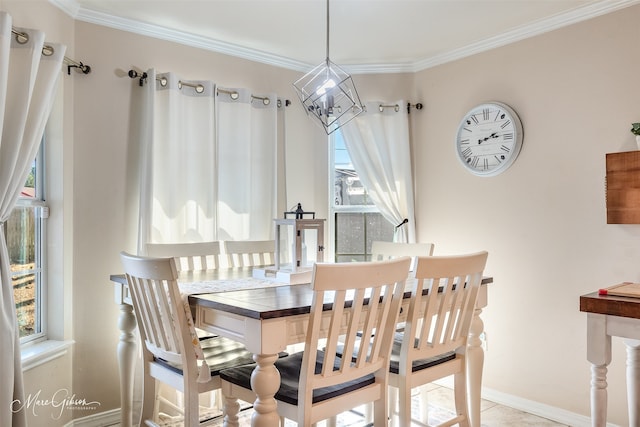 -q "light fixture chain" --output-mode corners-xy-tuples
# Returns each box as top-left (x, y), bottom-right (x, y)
(325, 0), (330, 61)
